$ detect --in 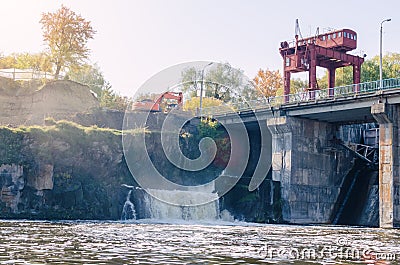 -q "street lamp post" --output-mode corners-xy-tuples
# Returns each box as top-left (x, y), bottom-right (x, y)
(199, 62), (213, 117)
(380, 18), (391, 89)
